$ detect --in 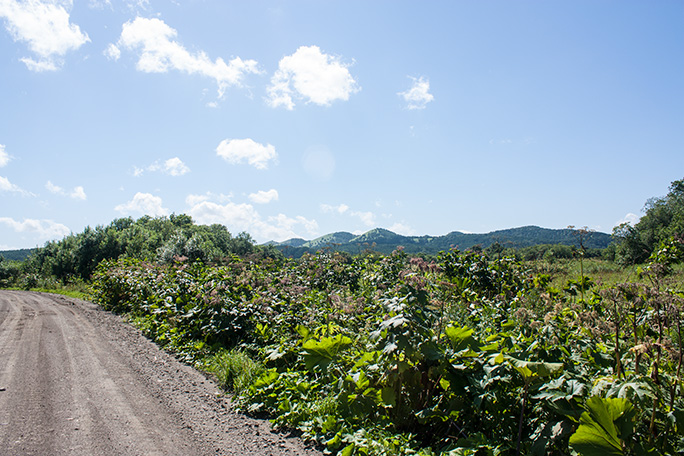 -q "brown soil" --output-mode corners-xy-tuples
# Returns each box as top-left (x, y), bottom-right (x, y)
(0, 290), (323, 456)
